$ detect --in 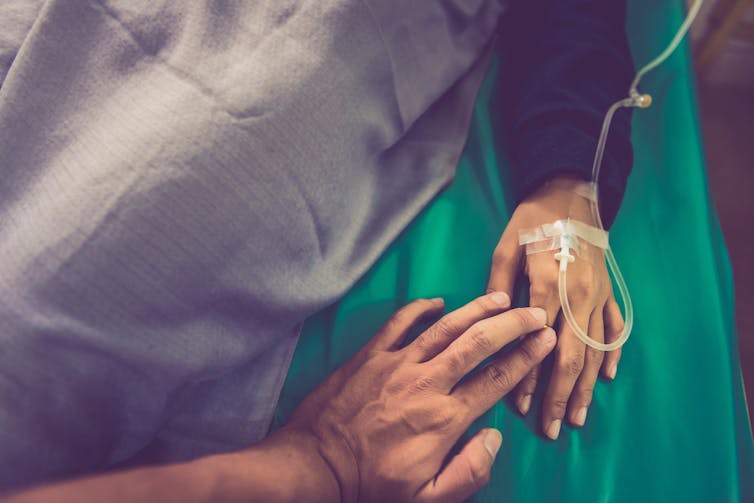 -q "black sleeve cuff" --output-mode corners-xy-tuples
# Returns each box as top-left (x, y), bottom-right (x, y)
(513, 114), (632, 228)
(498, 0), (635, 228)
